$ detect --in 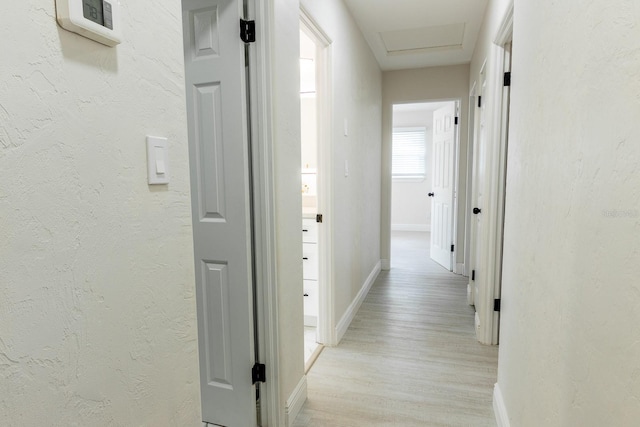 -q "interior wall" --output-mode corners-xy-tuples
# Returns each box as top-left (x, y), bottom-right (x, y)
(391, 109), (433, 230)
(0, 2), (201, 425)
(382, 65), (470, 270)
(300, 0), (383, 332)
(477, 0), (640, 424)
(272, 0), (306, 412)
